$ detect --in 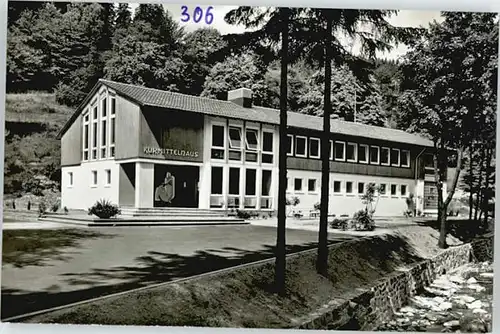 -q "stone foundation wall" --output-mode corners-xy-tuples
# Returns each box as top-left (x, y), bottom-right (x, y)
(297, 243), (477, 330)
